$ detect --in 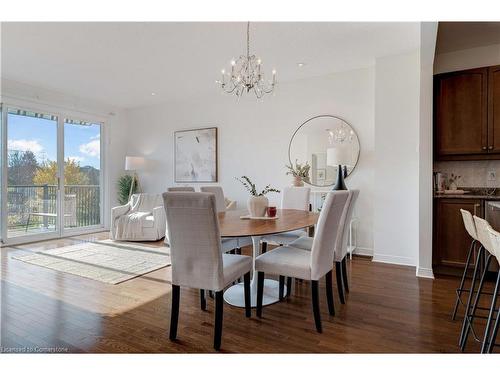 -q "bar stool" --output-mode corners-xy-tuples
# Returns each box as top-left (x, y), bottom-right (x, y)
(453, 209), (479, 320)
(484, 226), (500, 353)
(459, 216), (497, 351)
